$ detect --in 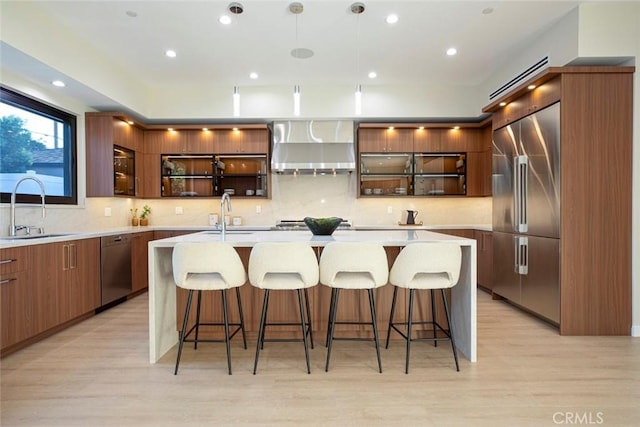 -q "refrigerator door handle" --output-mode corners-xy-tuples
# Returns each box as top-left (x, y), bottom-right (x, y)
(514, 156), (528, 233)
(516, 236), (528, 275)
